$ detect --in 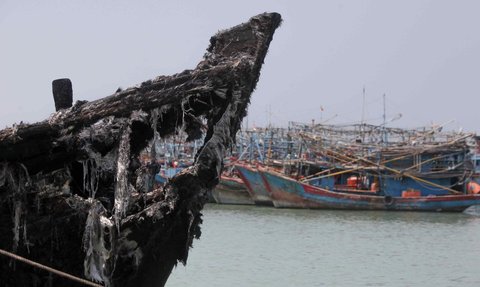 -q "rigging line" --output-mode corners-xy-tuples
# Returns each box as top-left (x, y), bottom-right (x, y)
(0, 248), (103, 287)
(301, 146), (415, 181)
(326, 148), (462, 194)
(301, 150), (410, 182)
(403, 153), (458, 172)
